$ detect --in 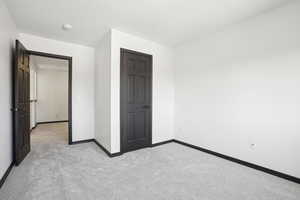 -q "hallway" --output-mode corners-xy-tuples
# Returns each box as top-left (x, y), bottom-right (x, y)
(31, 123), (68, 145)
